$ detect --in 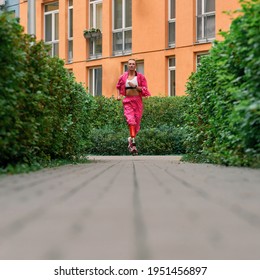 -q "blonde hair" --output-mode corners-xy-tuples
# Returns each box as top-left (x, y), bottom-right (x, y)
(128, 58), (136, 64)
